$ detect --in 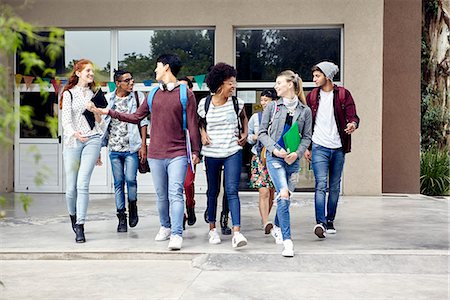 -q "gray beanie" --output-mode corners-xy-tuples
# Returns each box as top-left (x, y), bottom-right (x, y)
(316, 61), (339, 81)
